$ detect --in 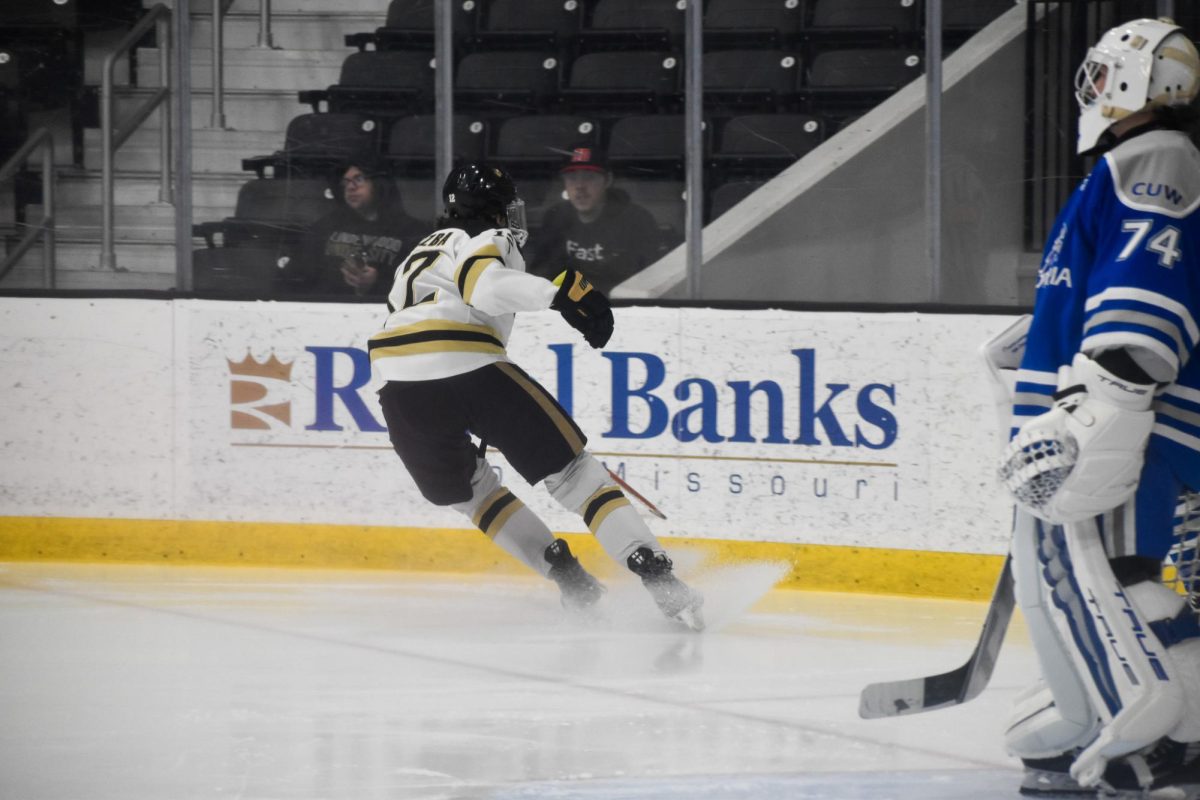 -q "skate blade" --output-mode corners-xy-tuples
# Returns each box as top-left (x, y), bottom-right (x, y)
(671, 595), (705, 632)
